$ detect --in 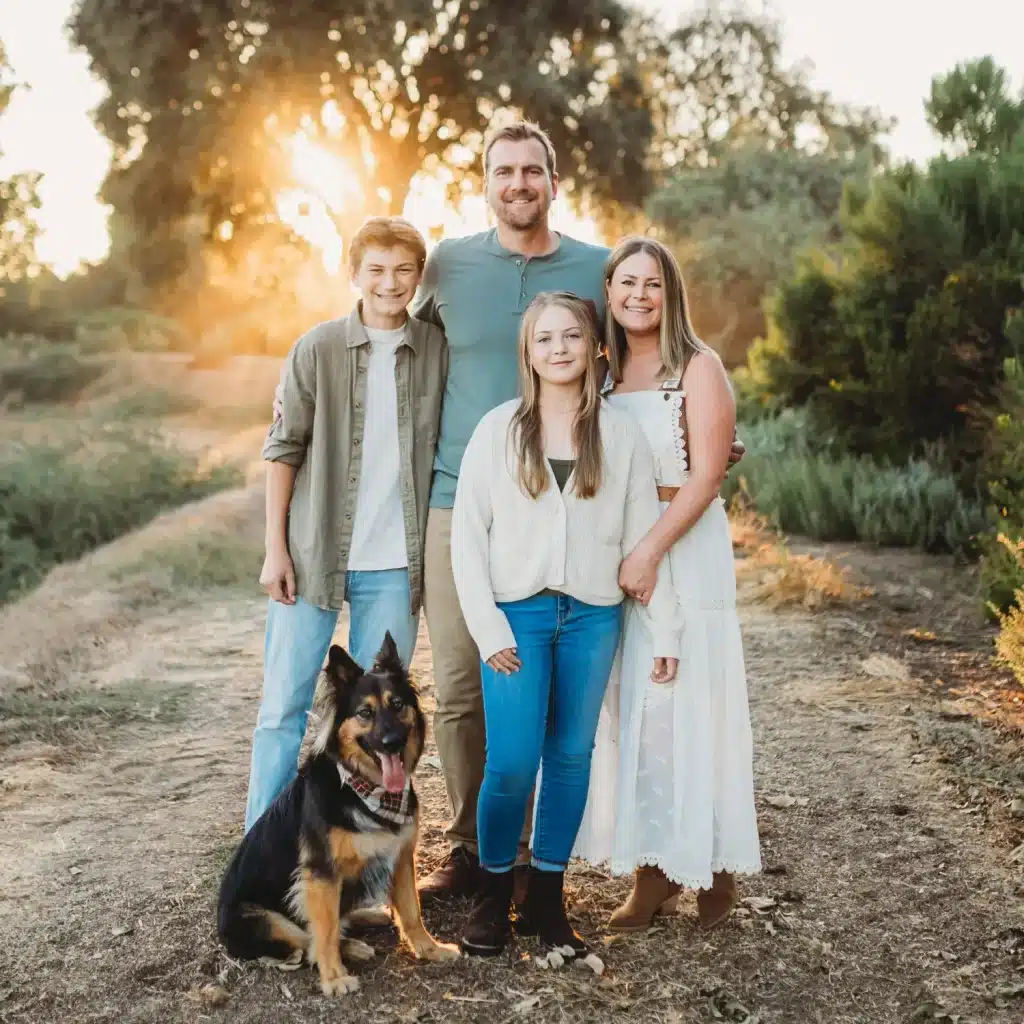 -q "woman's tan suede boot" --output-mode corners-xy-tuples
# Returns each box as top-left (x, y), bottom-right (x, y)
(697, 871), (737, 930)
(607, 866), (681, 933)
